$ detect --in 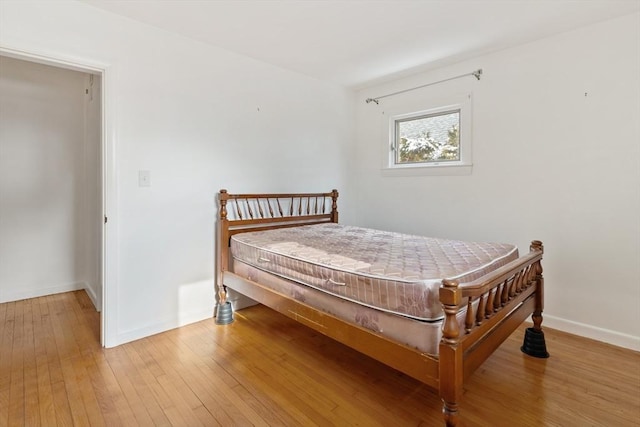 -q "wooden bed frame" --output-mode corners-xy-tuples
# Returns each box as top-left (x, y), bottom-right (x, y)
(216, 189), (547, 426)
